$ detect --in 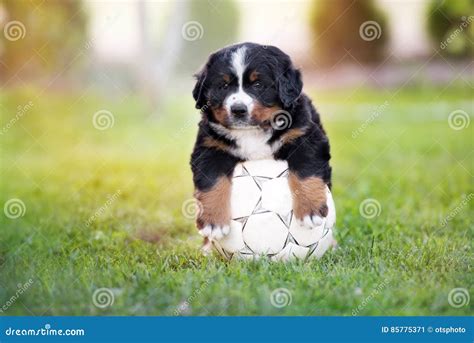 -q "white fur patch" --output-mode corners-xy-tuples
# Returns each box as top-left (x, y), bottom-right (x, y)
(210, 123), (282, 160)
(224, 47), (254, 114)
(229, 129), (274, 160)
(232, 47), (247, 84)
